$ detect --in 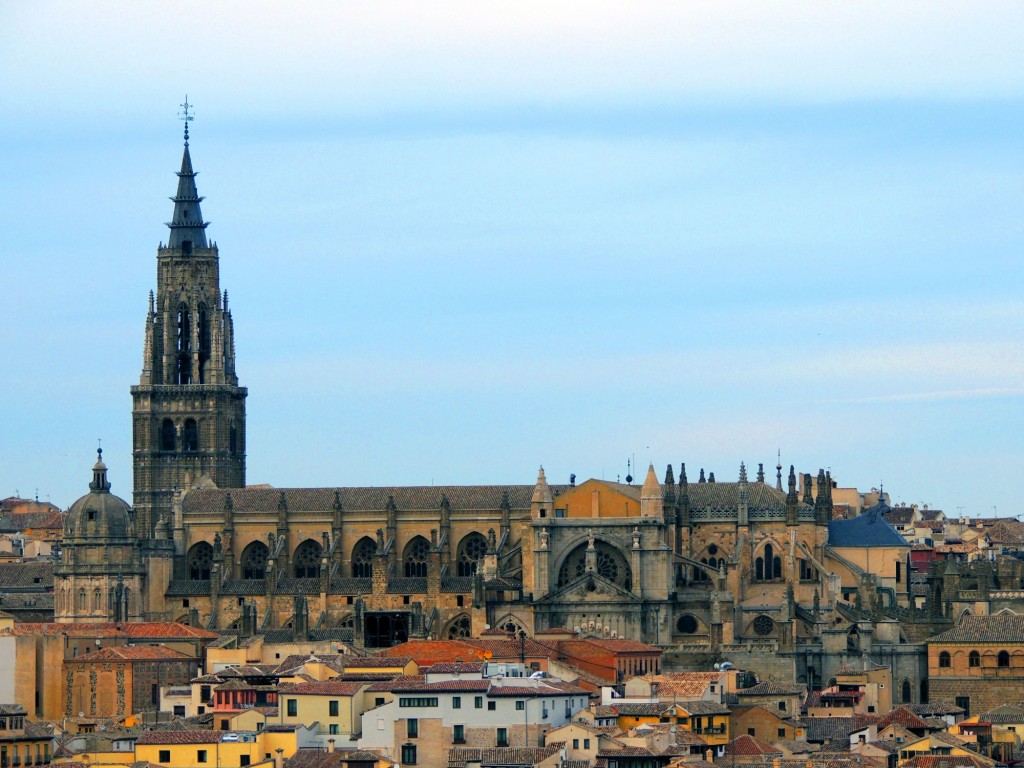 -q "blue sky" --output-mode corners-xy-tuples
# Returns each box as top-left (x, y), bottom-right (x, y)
(1, 2), (1021, 515)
